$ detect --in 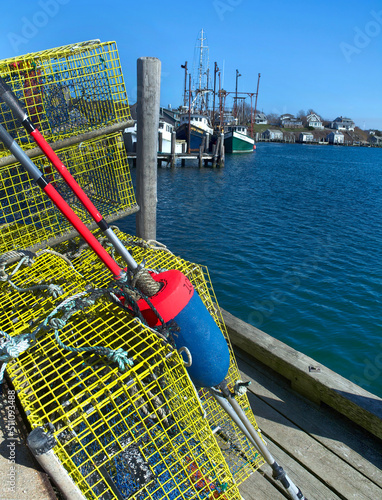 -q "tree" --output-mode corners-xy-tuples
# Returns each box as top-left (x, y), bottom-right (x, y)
(267, 113), (280, 125)
(297, 109), (306, 119)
